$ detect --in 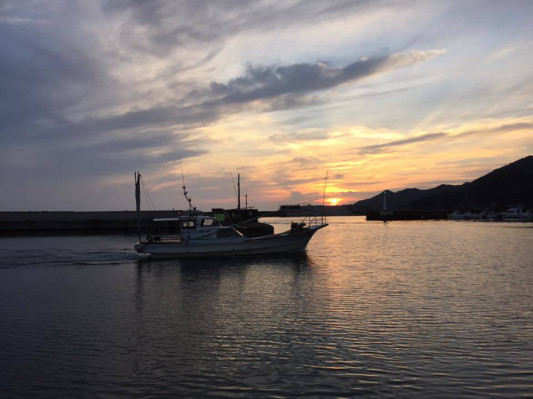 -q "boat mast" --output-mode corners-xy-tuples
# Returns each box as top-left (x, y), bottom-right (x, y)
(322, 170), (329, 225)
(135, 171), (141, 242)
(178, 157), (195, 212)
(237, 173), (241, 212)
